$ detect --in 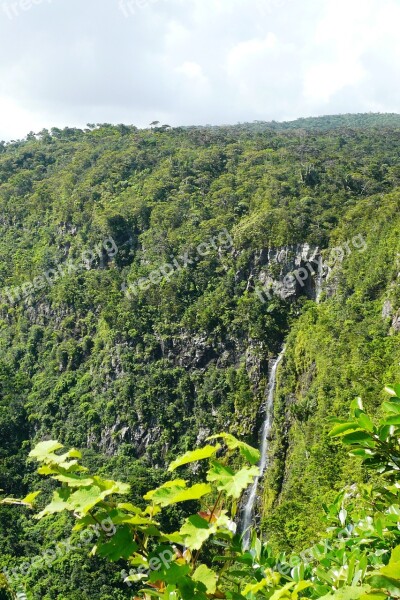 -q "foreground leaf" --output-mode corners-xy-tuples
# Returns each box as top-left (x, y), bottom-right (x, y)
(319, 585), (371, 600)
(168, 445), (220, 471)
(145, 481), (212, 507)
(368, 574), (400, 596)
(29, 440), (63, 461)
(36, 488), (72, 519)
(208, 433), (260, 465)
(192, 565), (218, 594)
(179, 515), (216, 550)
(97, 525), (138, 561)
(207, 461), (259, 499)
